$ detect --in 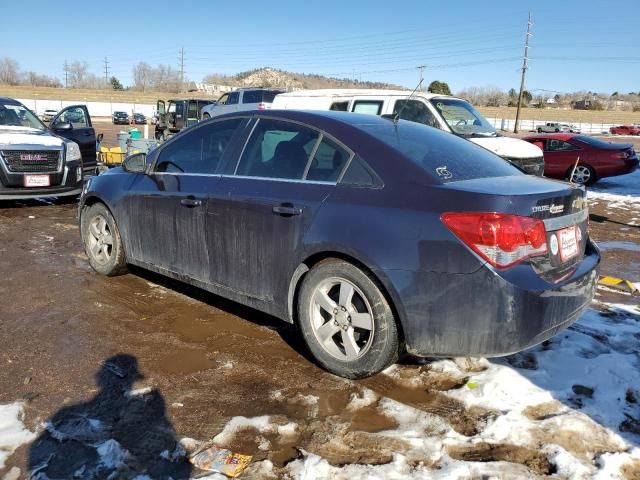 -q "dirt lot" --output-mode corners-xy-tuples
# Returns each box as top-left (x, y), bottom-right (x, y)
(0, 180), (638, 478)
